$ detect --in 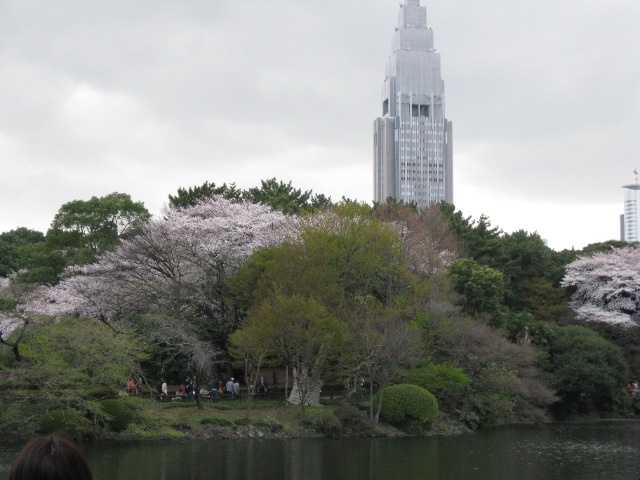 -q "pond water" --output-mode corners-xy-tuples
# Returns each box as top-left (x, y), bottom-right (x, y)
(1, 421), (640, 479)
